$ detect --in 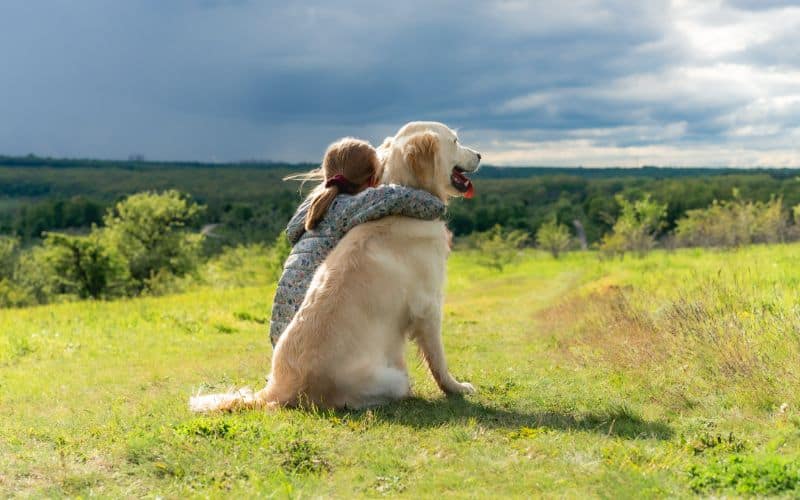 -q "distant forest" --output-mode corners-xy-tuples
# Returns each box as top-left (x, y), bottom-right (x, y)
(2, 154), (800, 249)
